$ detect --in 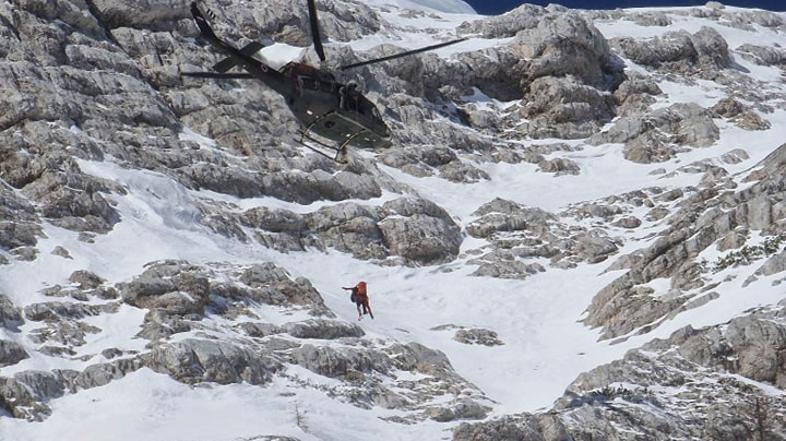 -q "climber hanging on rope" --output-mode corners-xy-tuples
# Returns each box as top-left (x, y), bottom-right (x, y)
(342, 281), (373, 321)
